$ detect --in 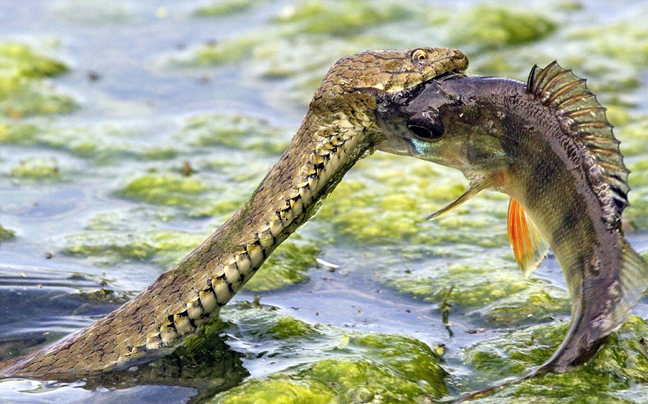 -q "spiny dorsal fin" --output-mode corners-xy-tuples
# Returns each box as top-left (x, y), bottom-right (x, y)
(527, 62), (630, 228)
(507, 198), (549, 278)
